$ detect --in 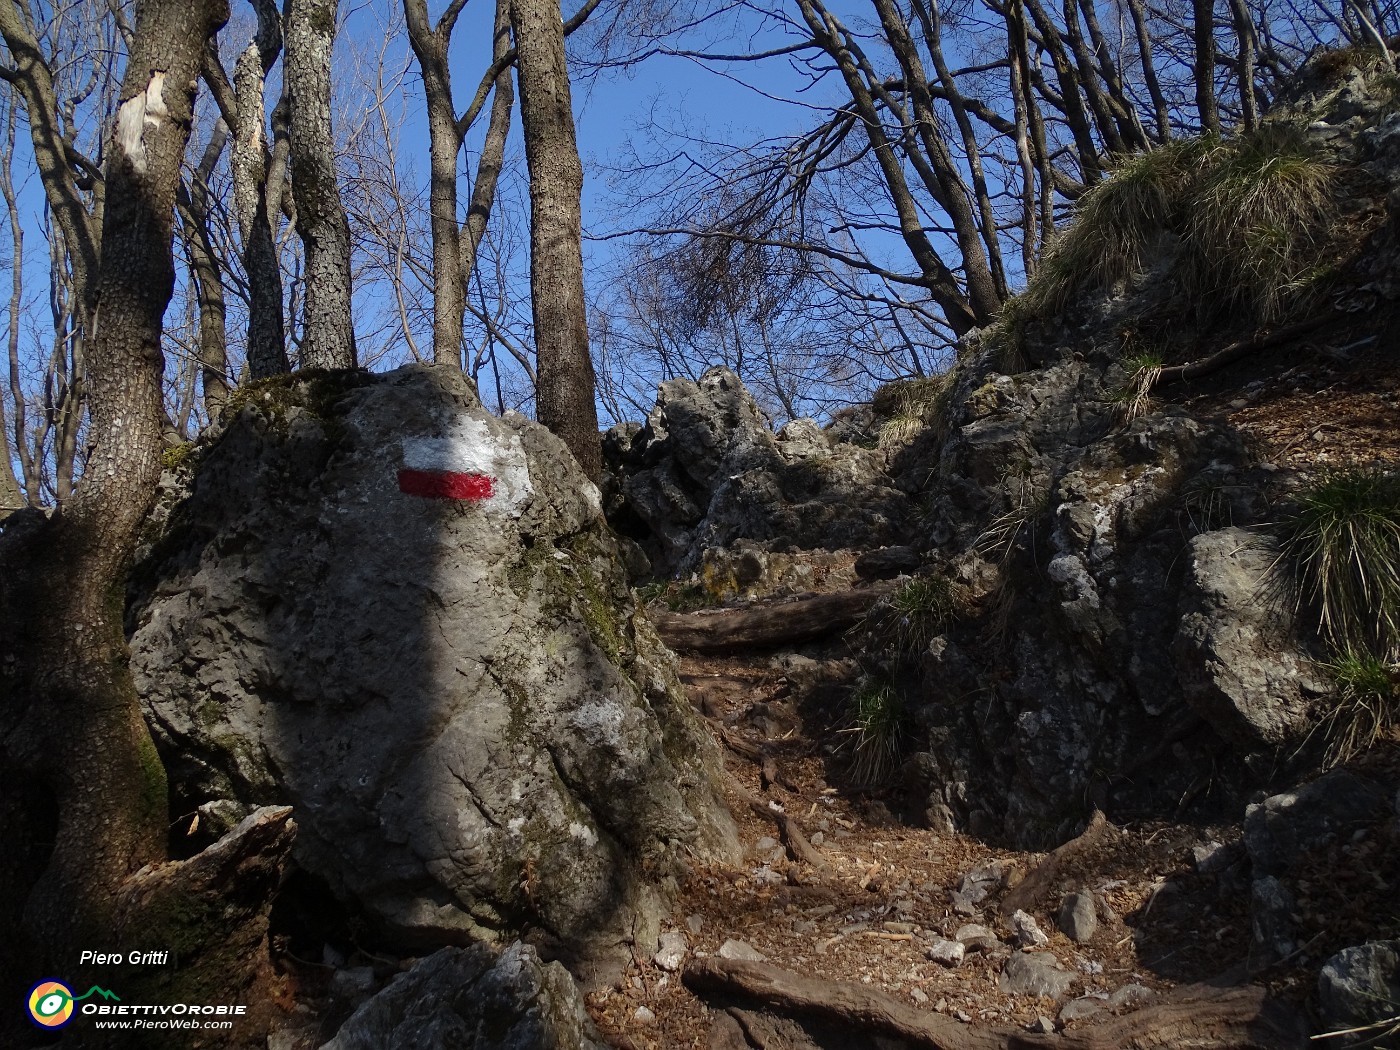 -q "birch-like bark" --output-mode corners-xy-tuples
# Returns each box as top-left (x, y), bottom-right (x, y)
(232, 22), (290, 378)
